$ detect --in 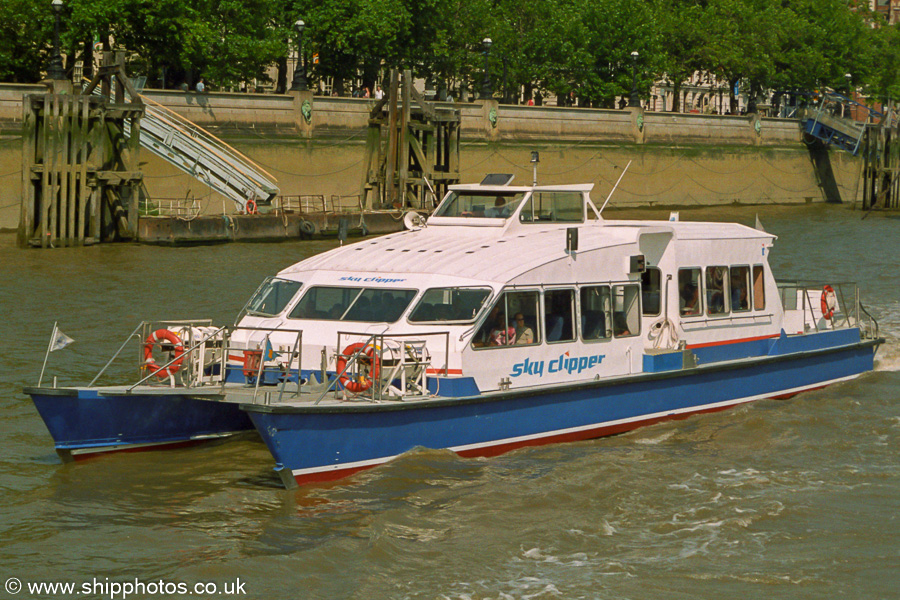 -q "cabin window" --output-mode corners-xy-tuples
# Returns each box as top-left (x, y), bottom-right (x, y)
(612, 284), (641, 337)
(641, 268), (661, 316)
(580, 286), (611, 341)
(433, 191), (526, 218)
(678, 268), (701, 316)
(344, 289), (417, 322)
(544, 289), (576, 343)
(288, 286), (416, 323)
(245, 277), (302, 317)
(408, 287), (492, 323)
(706, 266), (729, 316)
(753, 265), (766, 310)
(472, 290), (540, 348)
(730, 265), (751, 312)
(519, 192), (583, 223)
